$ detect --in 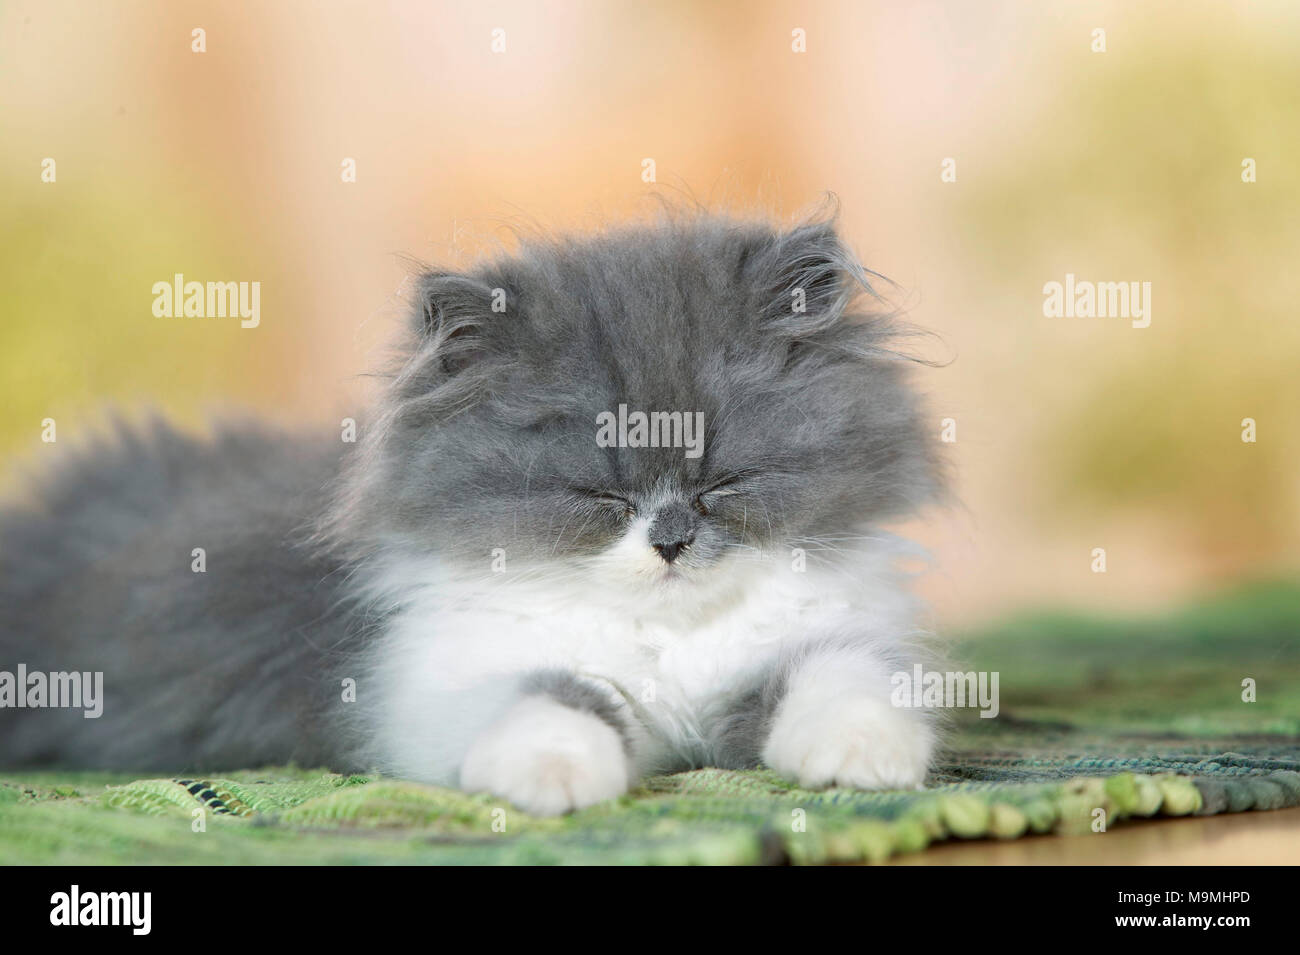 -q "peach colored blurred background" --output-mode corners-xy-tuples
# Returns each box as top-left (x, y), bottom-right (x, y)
(3, 0), (1298, 627)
